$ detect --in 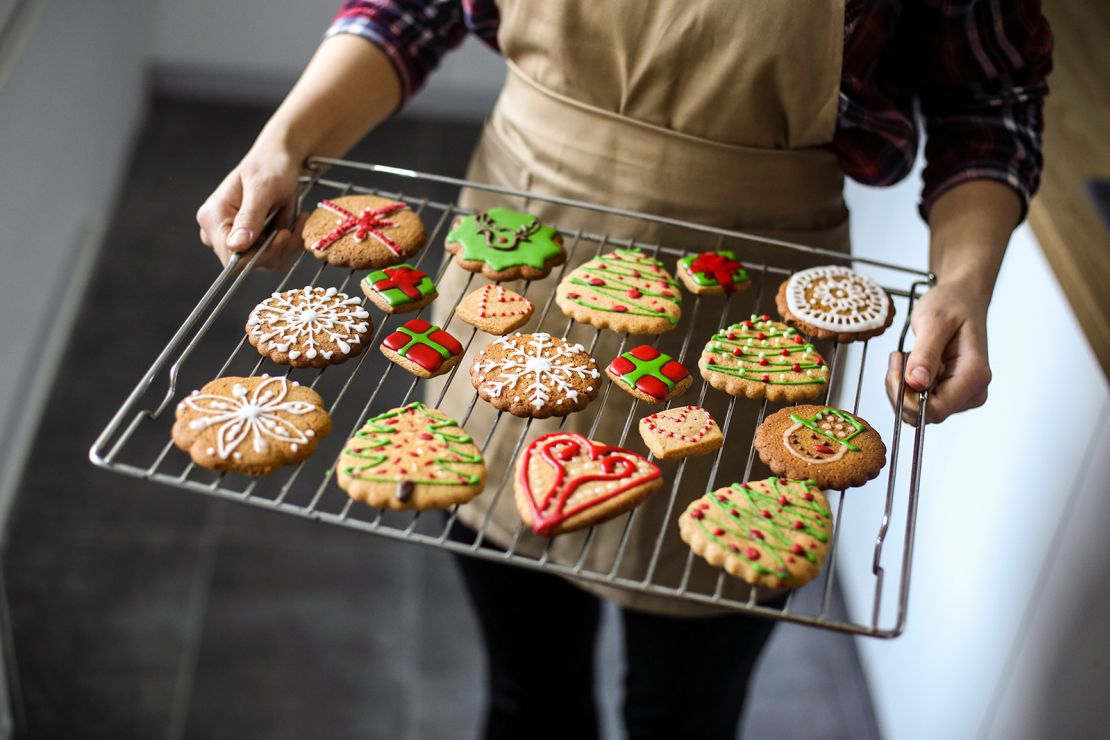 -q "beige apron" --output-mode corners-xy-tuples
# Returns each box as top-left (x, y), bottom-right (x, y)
(435, 0), (849, 617)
